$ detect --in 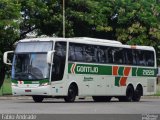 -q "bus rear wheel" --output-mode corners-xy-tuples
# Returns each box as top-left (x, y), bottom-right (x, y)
(133, 86), (142, 102)
(118, 85), (134, 102)
(32, 96), (44, 103)
(64, 84), (77, 102)
(125, 85), (134, 102)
